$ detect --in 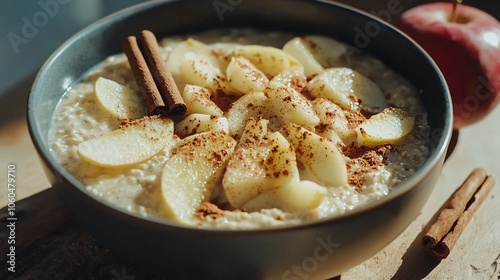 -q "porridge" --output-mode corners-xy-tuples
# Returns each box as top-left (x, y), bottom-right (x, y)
(49, 29), (429, 229)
